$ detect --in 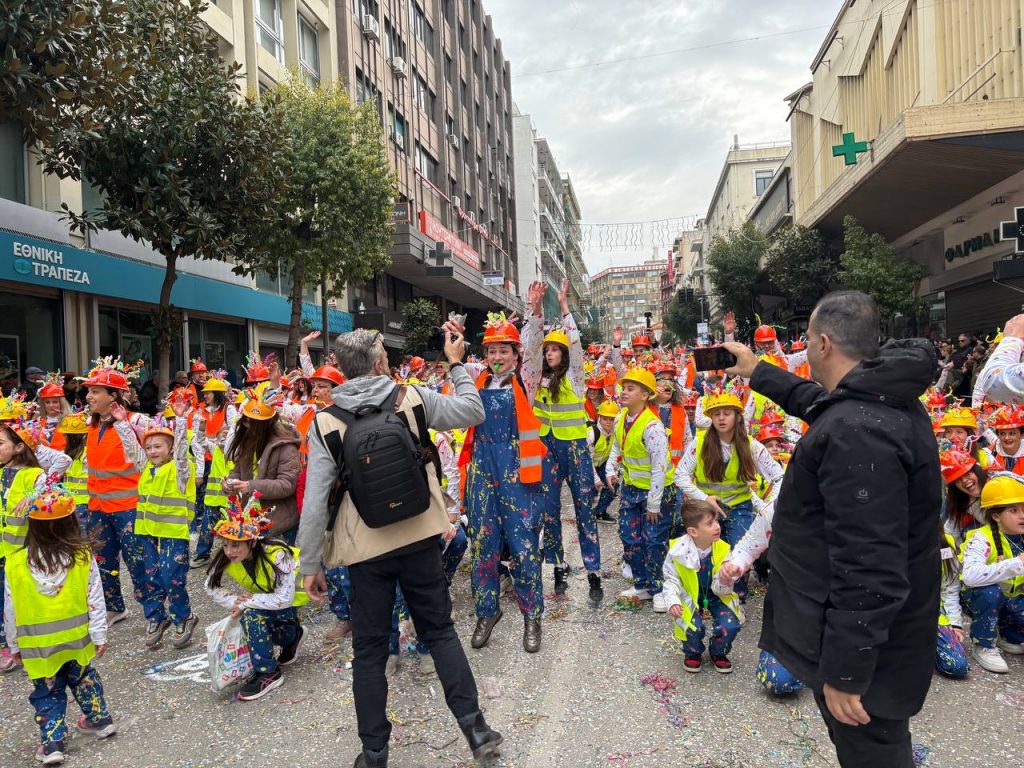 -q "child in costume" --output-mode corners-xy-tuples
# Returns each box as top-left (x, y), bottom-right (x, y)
(590, 400), (620, 526)
(936, 523), (969, 678)
(57, 412), (90, 522)
(36, 371), (71, 449)
(190, 370), (236, 569)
